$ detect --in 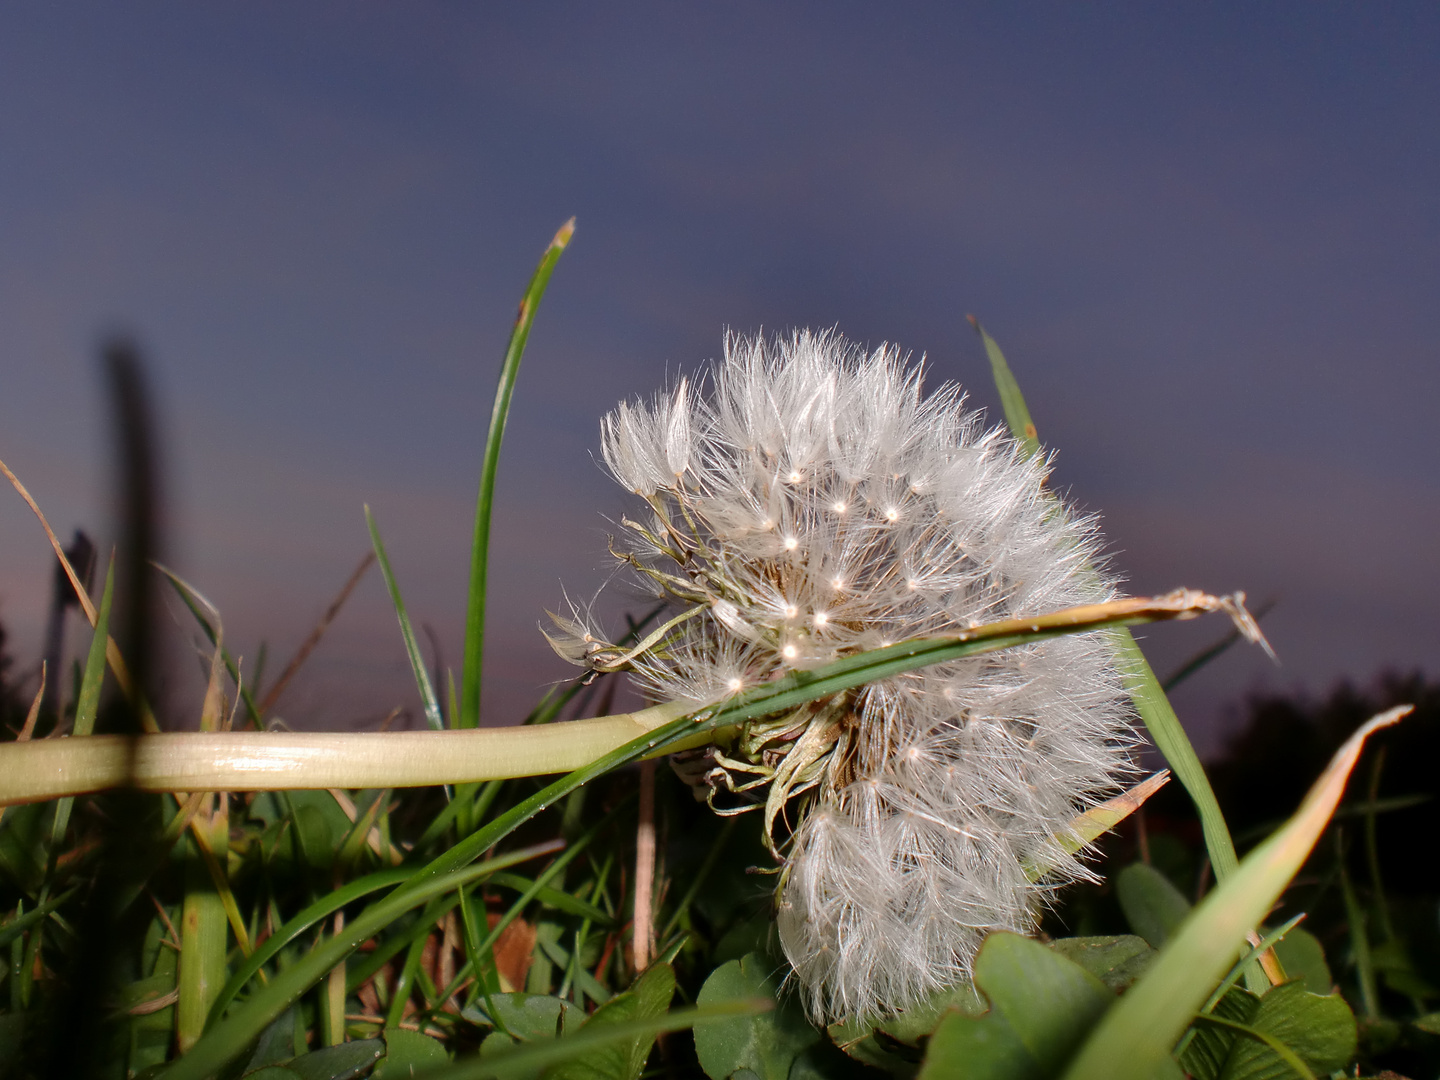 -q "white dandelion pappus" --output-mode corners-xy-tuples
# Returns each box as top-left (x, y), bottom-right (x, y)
(547, 330), (1138, 1022)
